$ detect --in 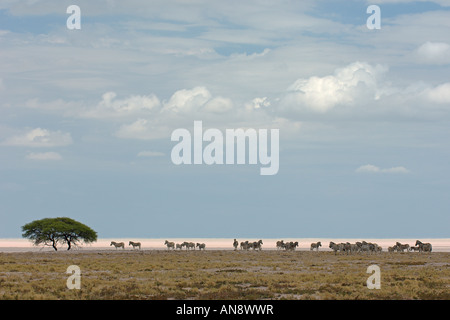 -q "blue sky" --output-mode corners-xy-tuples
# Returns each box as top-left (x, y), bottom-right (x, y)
(1, 0), (449, 239)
